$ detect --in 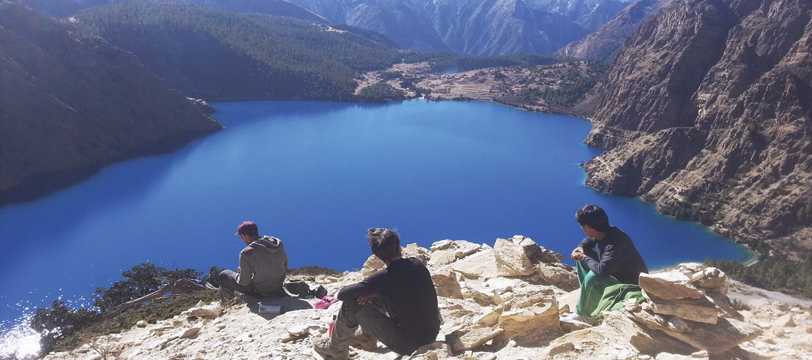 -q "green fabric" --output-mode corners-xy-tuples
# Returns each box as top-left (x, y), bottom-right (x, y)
(575, 259), (623, 317)
(591, 283), (645, 318)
